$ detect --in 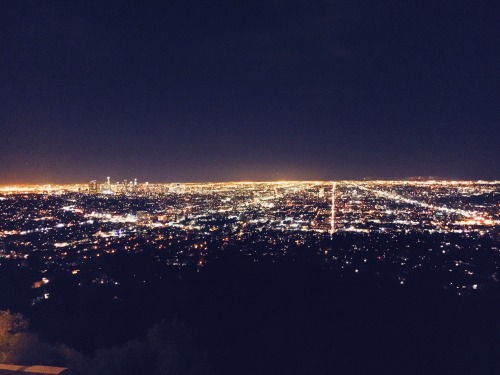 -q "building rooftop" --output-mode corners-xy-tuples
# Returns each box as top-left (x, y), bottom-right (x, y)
(0, 364), (68, 374)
